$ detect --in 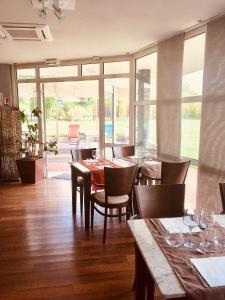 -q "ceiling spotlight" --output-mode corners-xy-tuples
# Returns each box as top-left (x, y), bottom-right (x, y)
(0, 30), (6, 39)
(38, 0), (47, 19)
(53, 4), (65, 20)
